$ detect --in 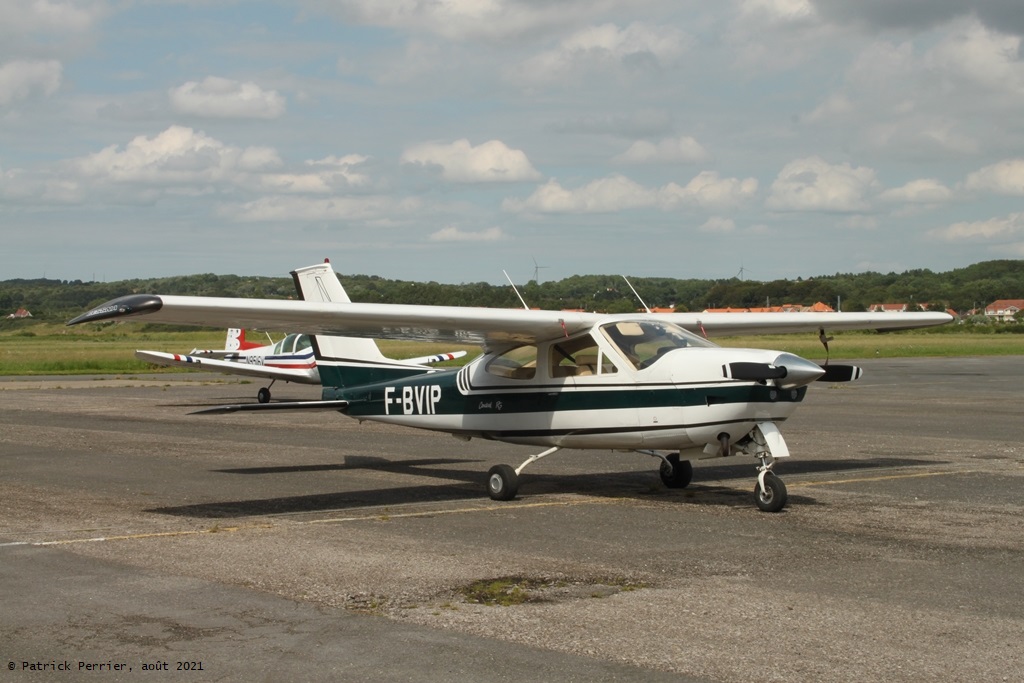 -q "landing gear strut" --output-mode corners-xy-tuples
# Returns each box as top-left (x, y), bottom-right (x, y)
(753, 453), (788, 513)
(486, 446), (561, 501)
